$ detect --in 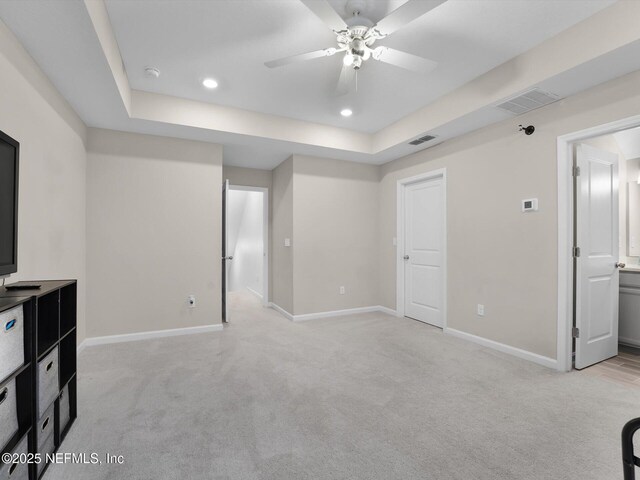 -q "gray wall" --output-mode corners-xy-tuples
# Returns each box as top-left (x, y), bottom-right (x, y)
(0, 19), (88, 343)
(379, 69), (640, 360)
(87, 129), (223, 337)
(272, 156), (294, 312)
(293, 155), (379, 315)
